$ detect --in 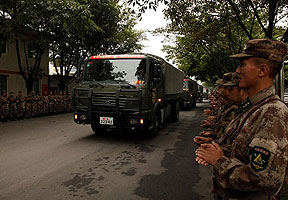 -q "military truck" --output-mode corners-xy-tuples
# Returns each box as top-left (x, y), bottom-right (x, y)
(72, 54), (184, 138)
(197, 85), (203, 103)
(180, 78), (198, 109)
